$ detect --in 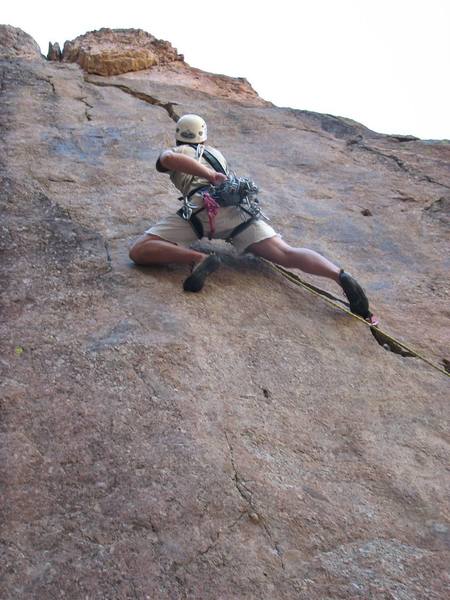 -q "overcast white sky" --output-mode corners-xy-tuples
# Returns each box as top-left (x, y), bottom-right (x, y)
(3, 0), (450, 139)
